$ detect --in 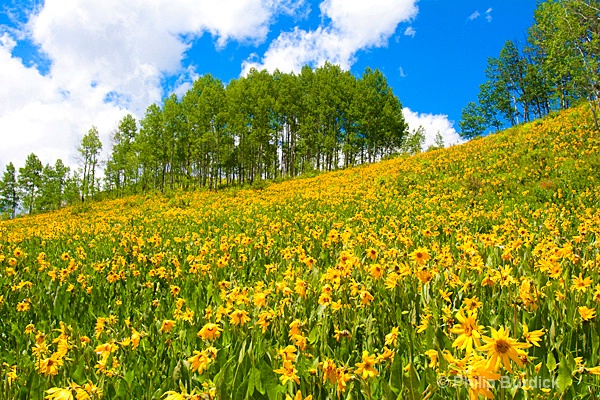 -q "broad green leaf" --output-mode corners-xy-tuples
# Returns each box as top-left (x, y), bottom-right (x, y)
(247, 366), (263, 397)
(557, 355), (573, 392)
(124, 369), (135, 387)
(546, 352), (557, 371)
